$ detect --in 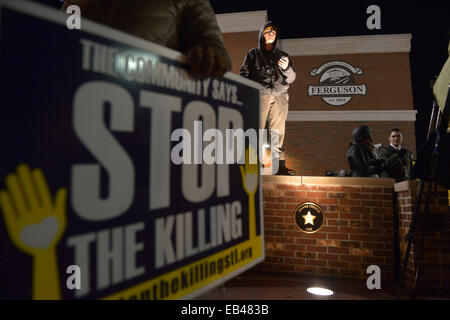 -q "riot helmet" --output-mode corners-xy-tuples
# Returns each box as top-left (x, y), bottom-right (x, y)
(352, 125), (373, 143)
